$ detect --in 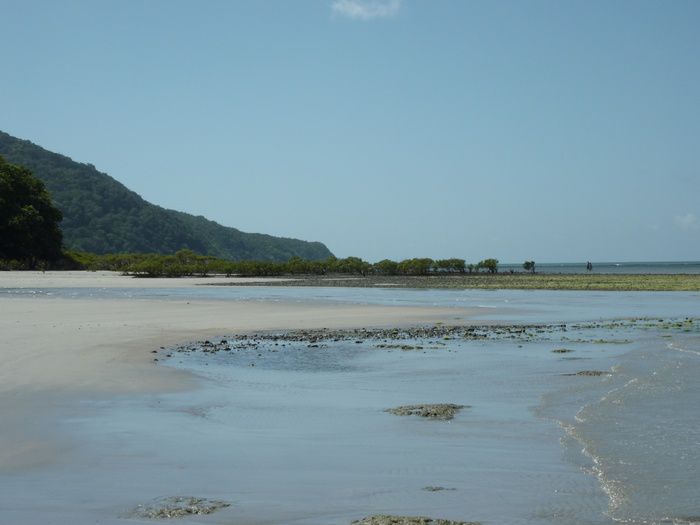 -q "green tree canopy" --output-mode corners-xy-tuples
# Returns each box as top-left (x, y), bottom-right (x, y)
(397, 258), (434, 275)
(373, 259), (399, 275)
(0, 156), (63, 263)
(478, 258), (499, 273)
(435, 258), (466, 273)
